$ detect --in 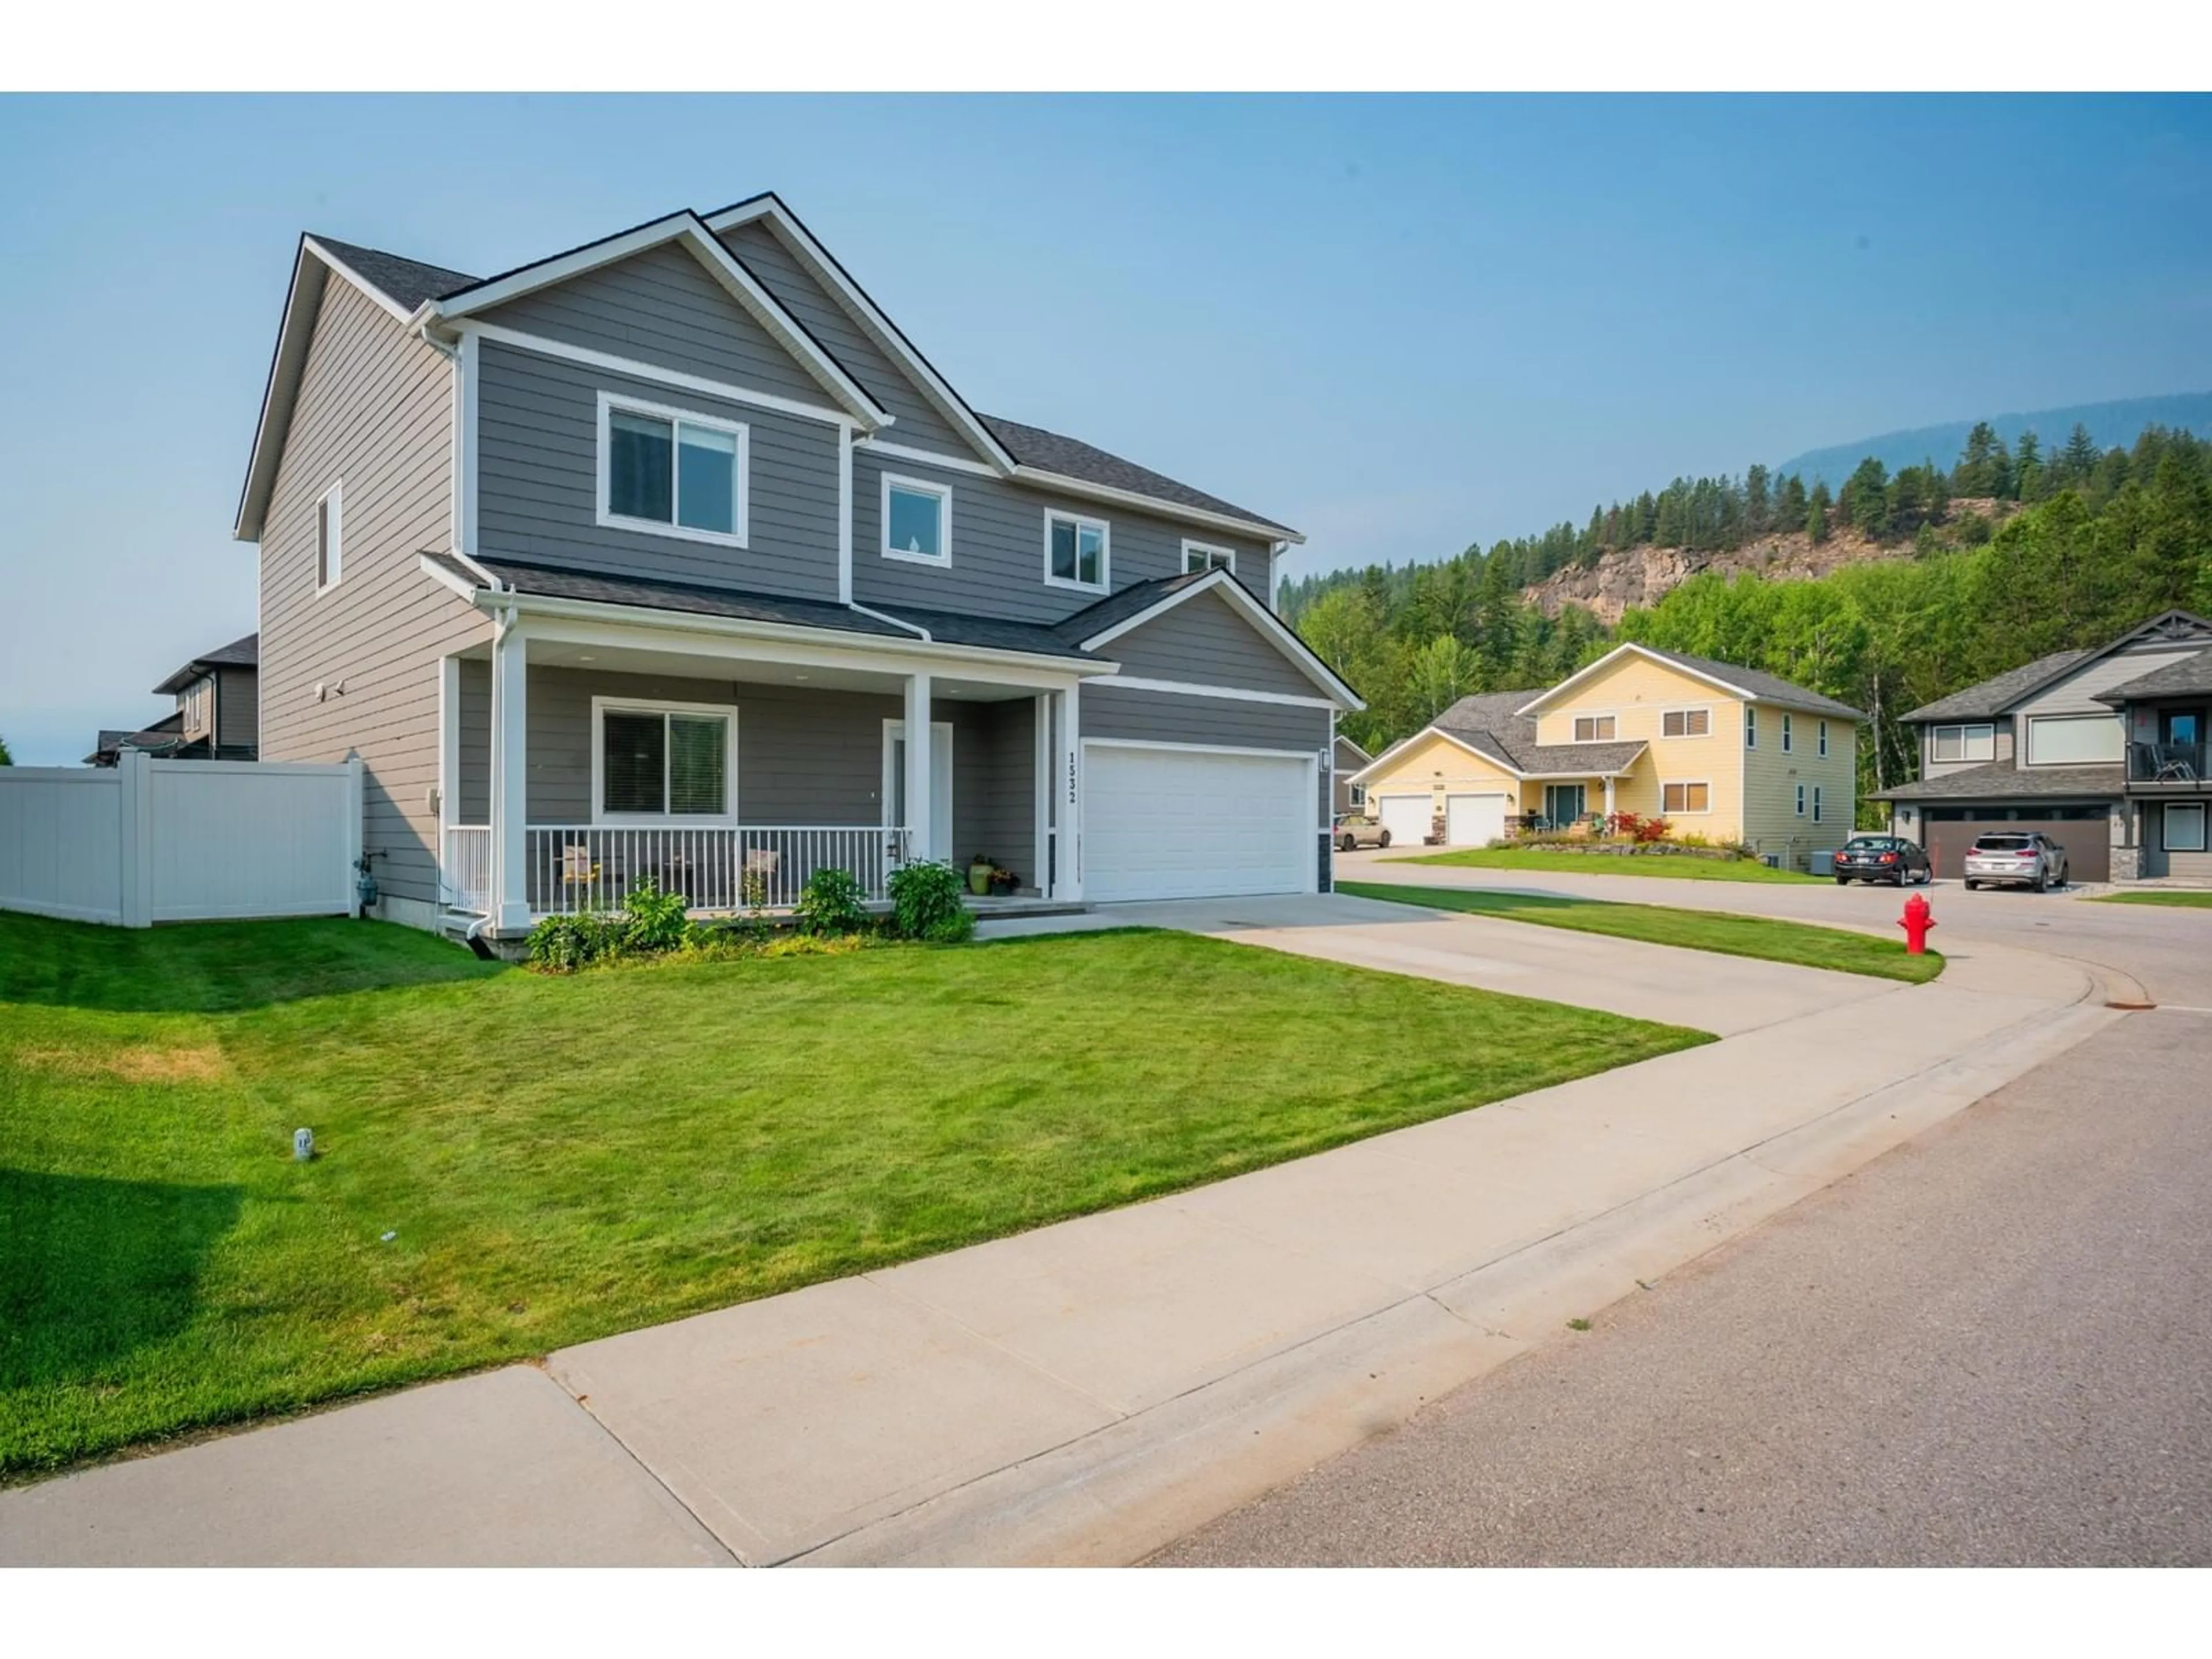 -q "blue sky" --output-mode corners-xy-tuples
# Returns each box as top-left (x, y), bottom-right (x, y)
(2, 93), (2209, 763)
